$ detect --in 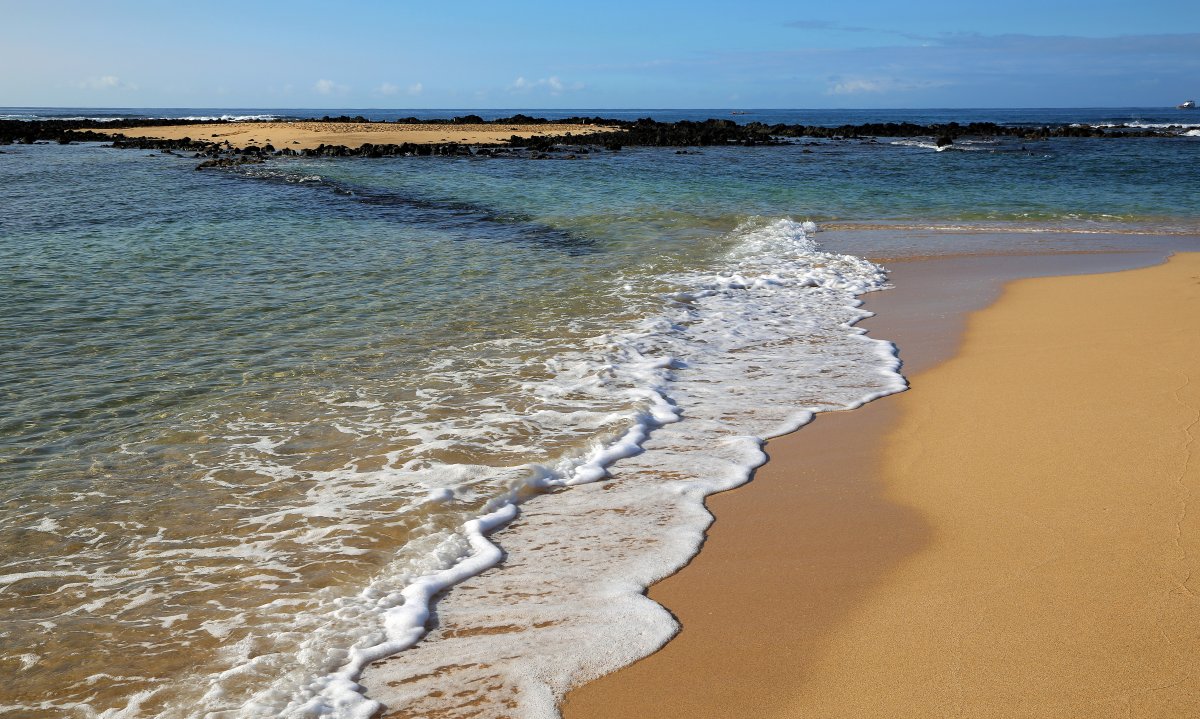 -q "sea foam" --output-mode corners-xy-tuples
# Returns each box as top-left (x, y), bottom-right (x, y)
(1, 216), (901, 719)
(308, 218), (907, 718)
